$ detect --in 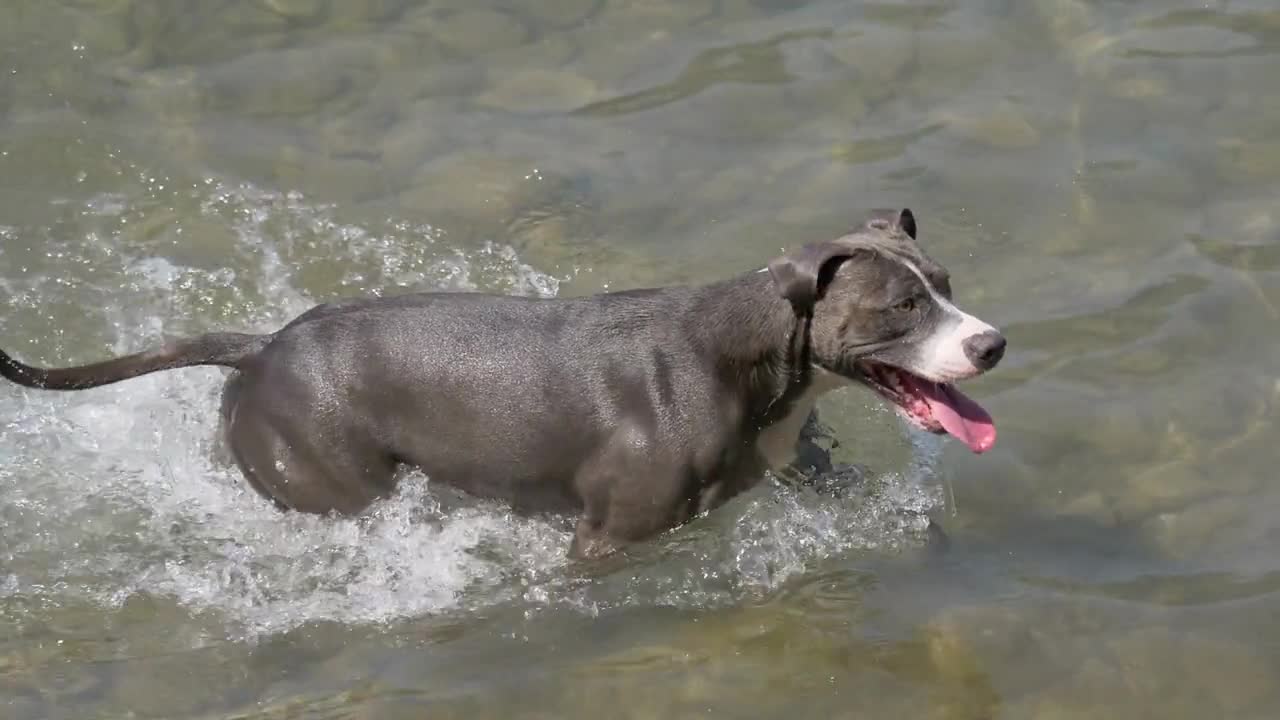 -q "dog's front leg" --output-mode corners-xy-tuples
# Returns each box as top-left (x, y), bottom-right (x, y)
(777, 408), (837, 484)
(569, 449), (696, 561)
(779, 409), (867, 497)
